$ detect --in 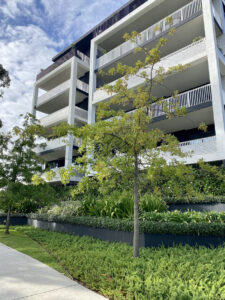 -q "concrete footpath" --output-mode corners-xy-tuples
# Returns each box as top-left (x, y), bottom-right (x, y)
(0, 243), (107, 300)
